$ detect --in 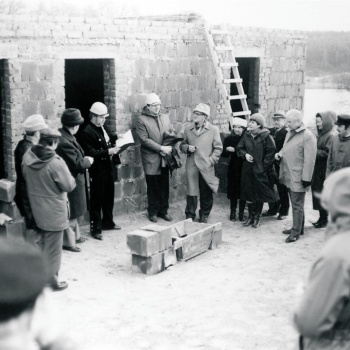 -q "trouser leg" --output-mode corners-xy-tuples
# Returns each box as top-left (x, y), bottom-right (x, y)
(89, 173), (104, 233)
(198, 172), (214, 218)
(145, 174), (161, 217)
(158, 167), (170, 216)
(185, 196), (198, 219)
(289, 190), (305, 237)
(278, 183), (290, 216)
(101, 170), (115, 227)
(238, 200), (246, 221)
